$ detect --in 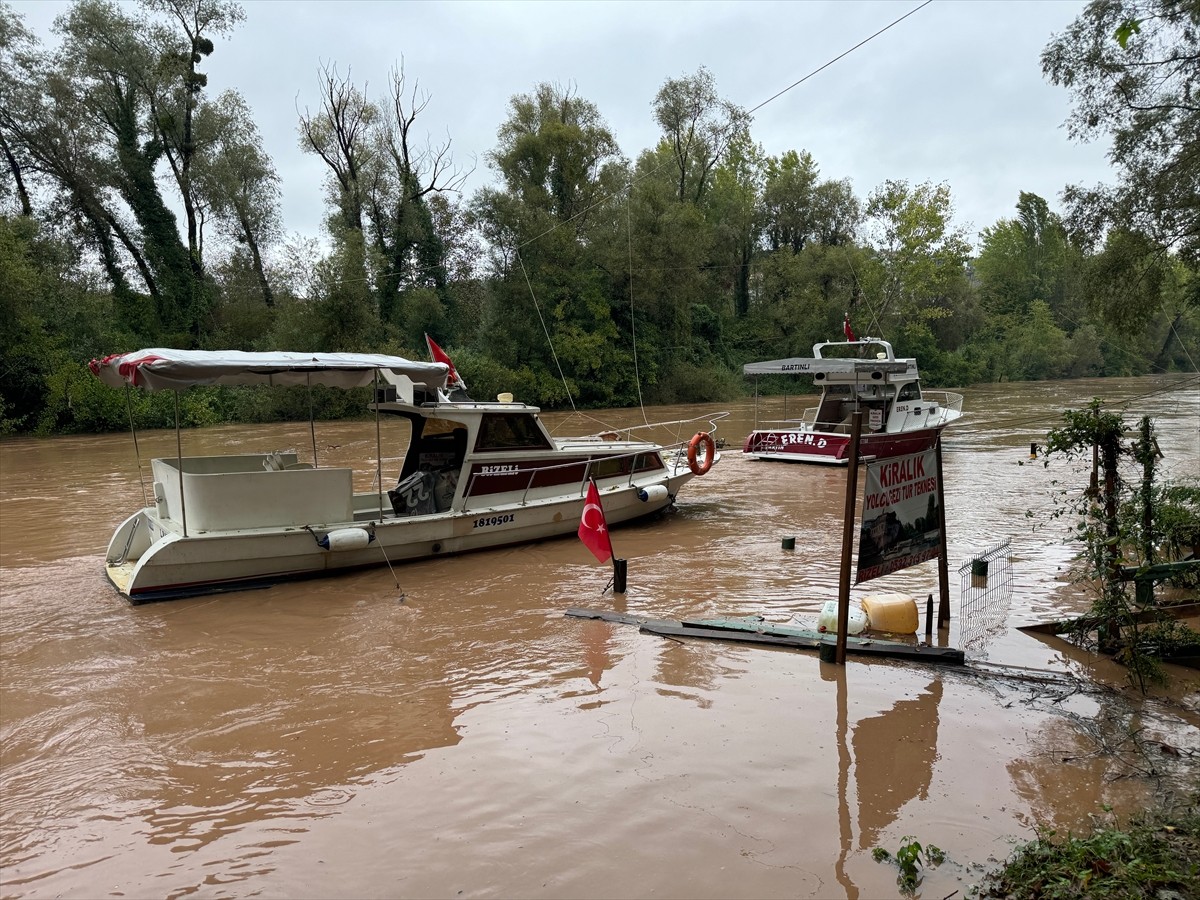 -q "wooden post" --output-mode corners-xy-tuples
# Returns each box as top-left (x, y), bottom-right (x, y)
(935, 435), (950, 628)
(612, 558), (627, 594)
(1089, 407), (1100, 498)
(835, 412), (864, 665)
